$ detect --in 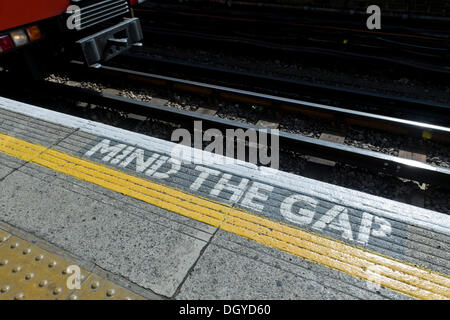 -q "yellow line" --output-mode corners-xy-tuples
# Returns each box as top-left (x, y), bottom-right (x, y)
(0, 132), (449, 300)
